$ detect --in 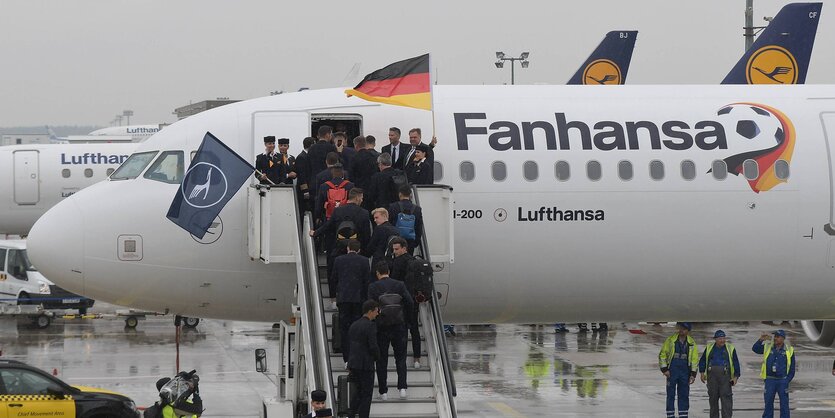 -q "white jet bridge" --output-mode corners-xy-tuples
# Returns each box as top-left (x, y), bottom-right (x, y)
(249, 183), (457, 418)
